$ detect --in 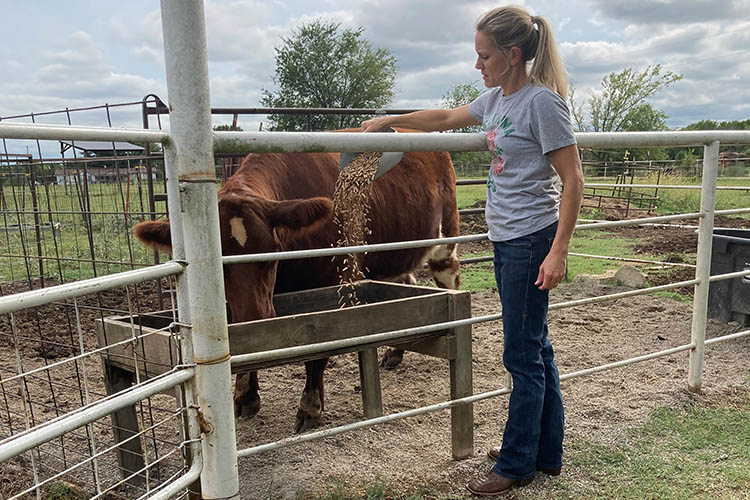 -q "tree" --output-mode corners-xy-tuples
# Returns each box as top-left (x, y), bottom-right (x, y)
(261, 20), (397, 131)
(572, 65), (681, 163)
(440, 82), (491, 168)
(213, 124), (243, 132)
(619, 103), (667, 132)
(572, 65), (682, 132)
(440, 82), (483, 132)
(618, 103), (670, 162)
(680, 118), (750, 159)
